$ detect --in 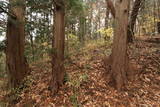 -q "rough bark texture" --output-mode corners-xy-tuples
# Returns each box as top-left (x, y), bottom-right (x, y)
(127, 0), (142, 43)
(50, 0), (65, 95)
(111, 0), (130, 91)
(157, 22), (160, 34)
(6, 0), (29, 88)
